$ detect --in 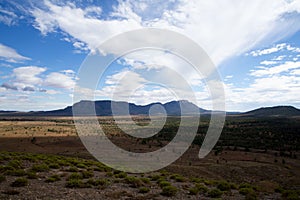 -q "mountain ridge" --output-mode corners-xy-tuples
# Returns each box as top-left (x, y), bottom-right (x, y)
(0, 100), (299, 117)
